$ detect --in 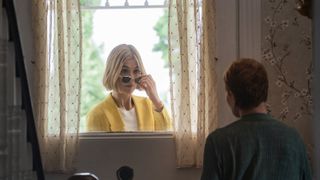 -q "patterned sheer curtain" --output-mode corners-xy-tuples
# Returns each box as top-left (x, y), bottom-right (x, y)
(168, 0), (218, 167)
(32, 0), (82, 172)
